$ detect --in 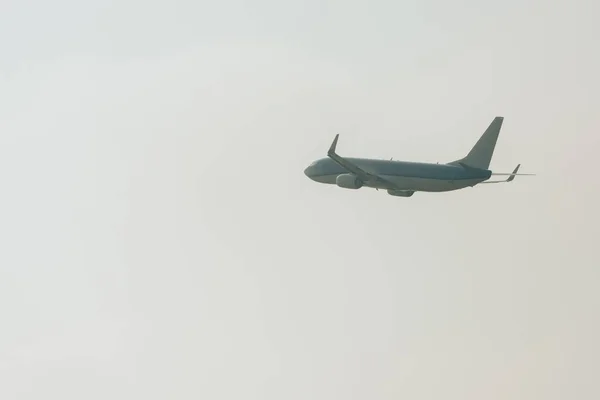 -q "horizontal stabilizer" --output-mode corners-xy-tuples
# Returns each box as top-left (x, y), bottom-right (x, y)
(481, 164), (535, 184)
